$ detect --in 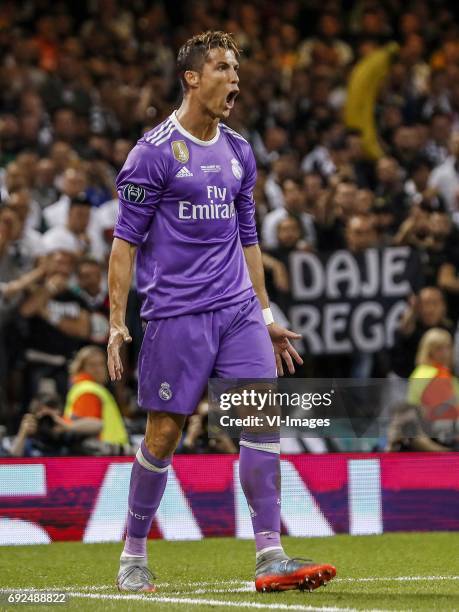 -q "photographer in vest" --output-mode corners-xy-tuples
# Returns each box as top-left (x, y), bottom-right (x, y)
(406, 328), (459, 450)
(65, 346), (129, 451)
